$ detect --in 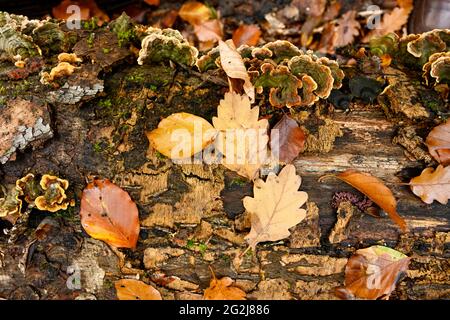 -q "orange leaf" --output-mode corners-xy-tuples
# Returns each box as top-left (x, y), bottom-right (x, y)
(232, 24), (261, 47)
(115, 279), (162, 300)
(204, 269), (246, 300)
(334, 170), (407, 232)
(144, 0), (160, 6)
(179, 1), (212, 26)
(336, 245), (410, 300)
(80, 179), (140, 248)
(425, 120), (450, 166)
(194, 19), (223, 42)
